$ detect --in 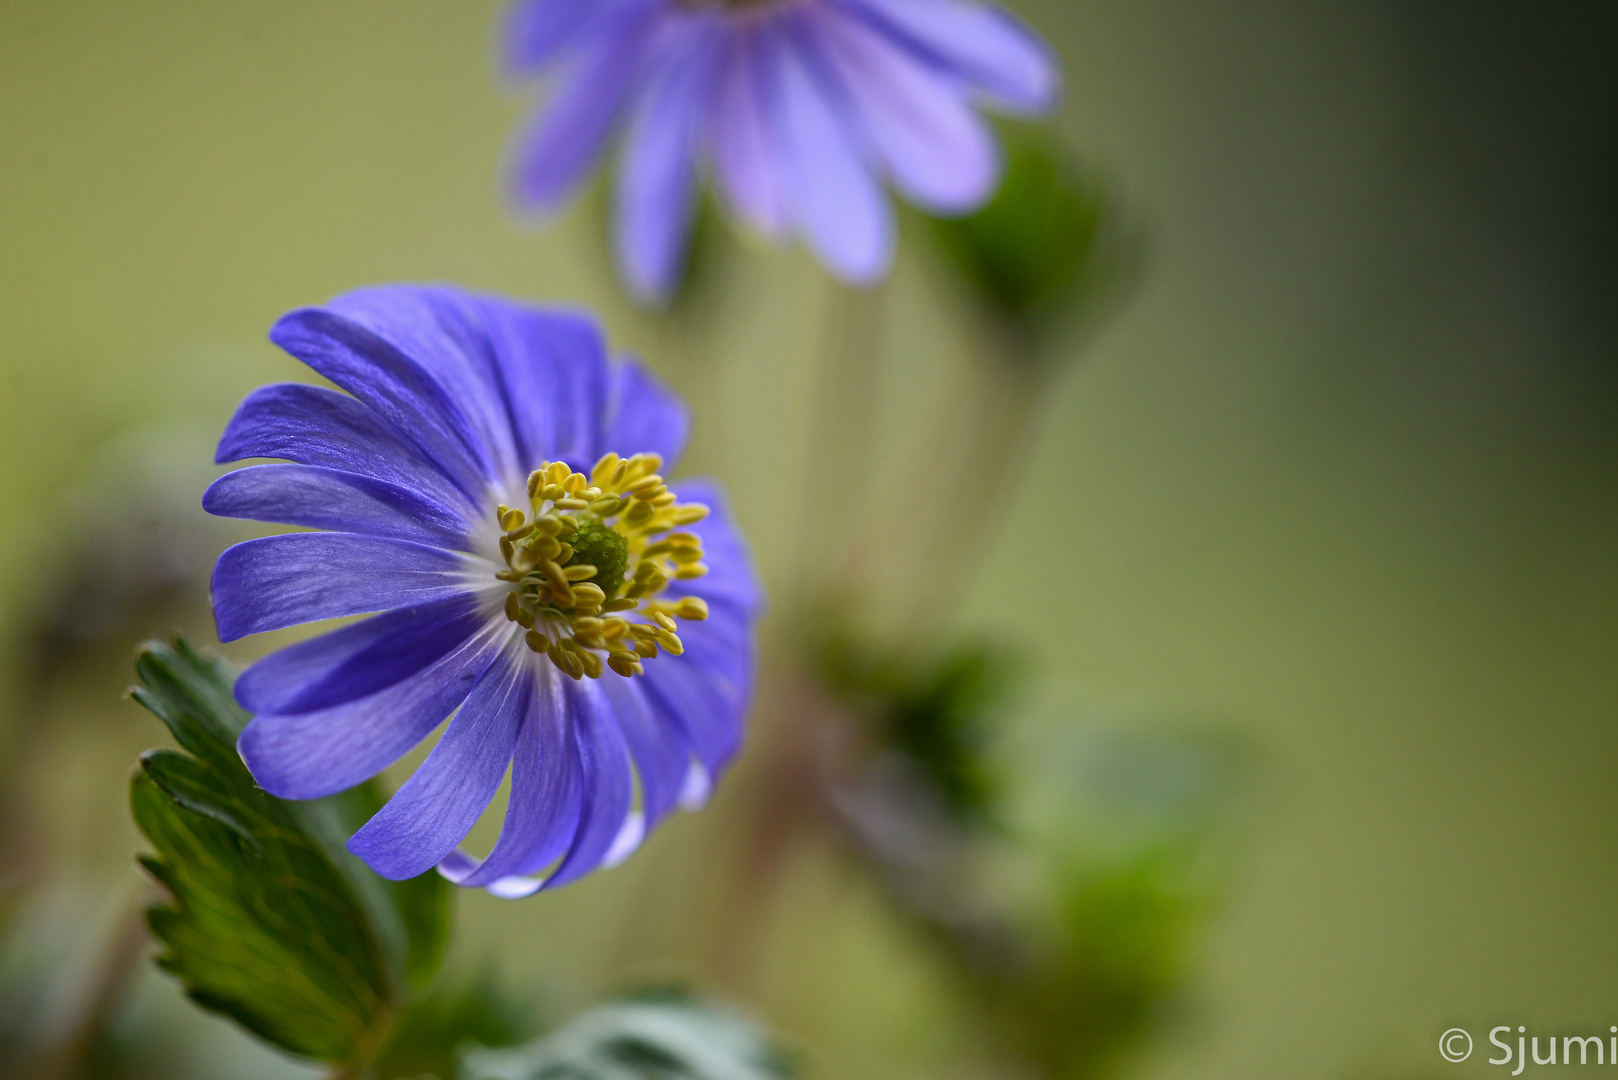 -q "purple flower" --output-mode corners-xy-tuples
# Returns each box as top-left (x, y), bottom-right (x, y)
(205, 285), (762, 897)
(504, 0), (1059, 302)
